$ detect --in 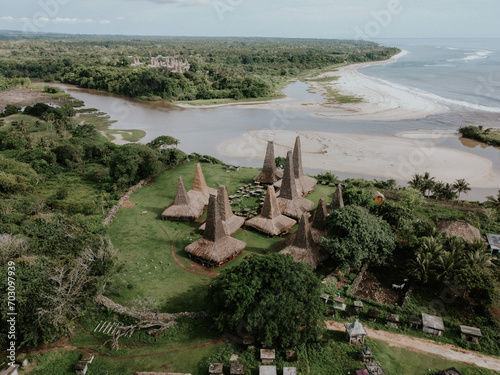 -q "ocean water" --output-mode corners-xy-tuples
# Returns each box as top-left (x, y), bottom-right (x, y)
(366, 38), (500, 113)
